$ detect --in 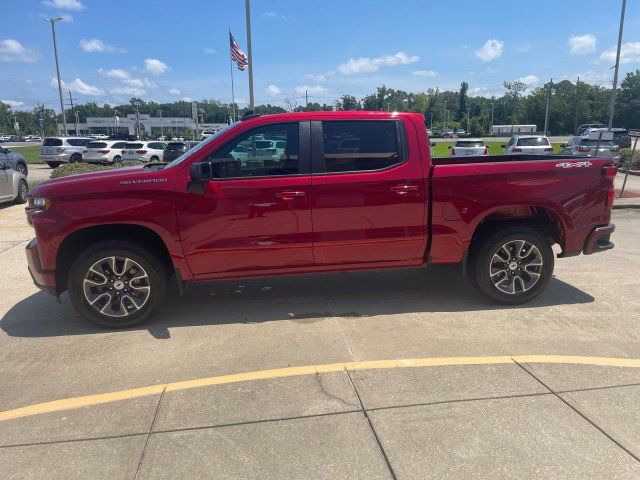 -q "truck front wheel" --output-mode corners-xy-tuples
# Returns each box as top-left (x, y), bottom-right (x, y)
(468, 226), (554, 304)
(68, 241), (167, 327)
